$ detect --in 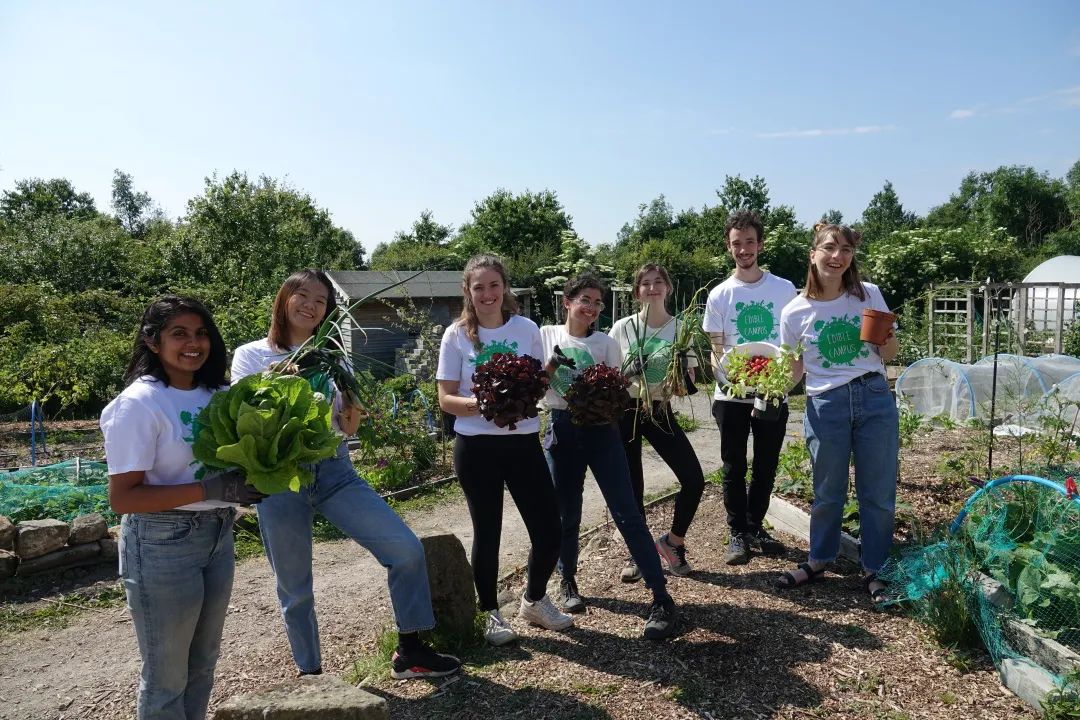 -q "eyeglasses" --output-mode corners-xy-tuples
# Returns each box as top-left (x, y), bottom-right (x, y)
(571, 296), (606, 311)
